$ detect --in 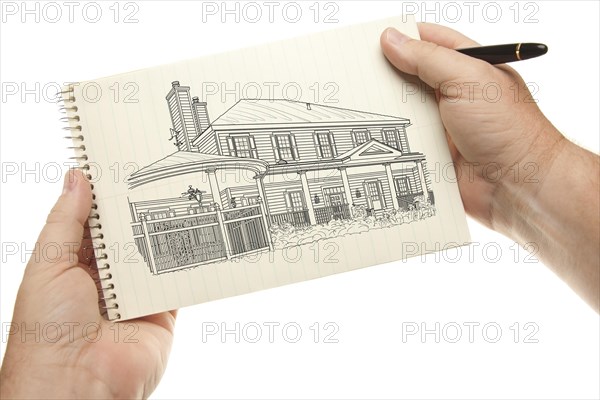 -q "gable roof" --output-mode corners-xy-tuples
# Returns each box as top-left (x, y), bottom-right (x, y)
(334, 139), (425, 166)
(207, 99), (410, 129)
(336, 139), (403, 161)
